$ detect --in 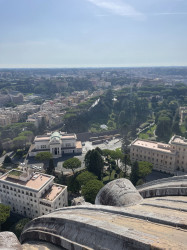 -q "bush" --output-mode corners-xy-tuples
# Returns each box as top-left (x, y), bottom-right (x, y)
(76, 171), (98, 186)
(136, 179), (144, 186)
(3, 155), (12, 164)
(11, 218), (30, 238)
(82, 180), (104, 204)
